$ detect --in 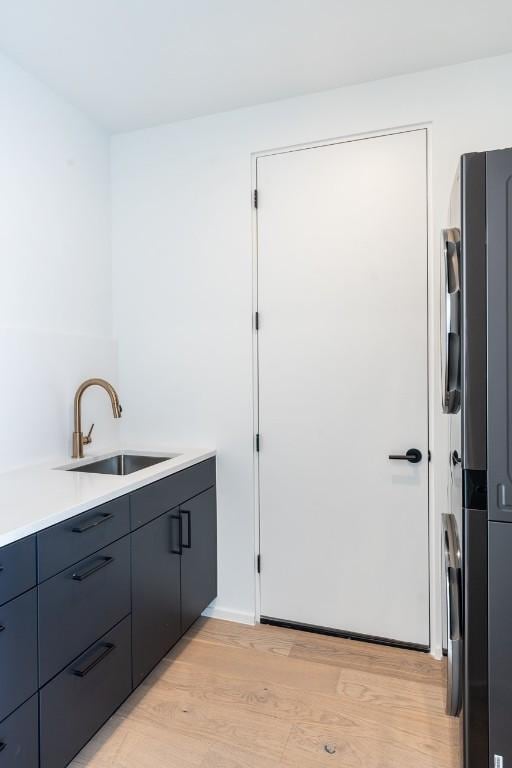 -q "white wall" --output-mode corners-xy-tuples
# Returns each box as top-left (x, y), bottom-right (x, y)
(0, 52), (117, 470)
(112, 51), (512, 653)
